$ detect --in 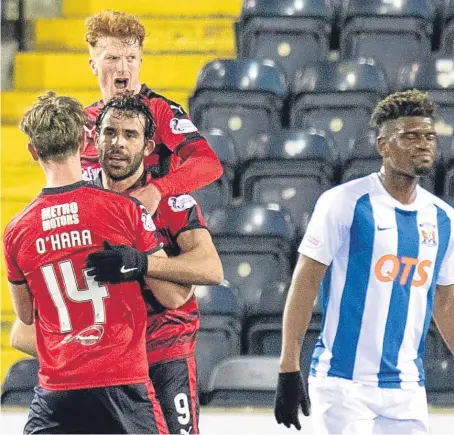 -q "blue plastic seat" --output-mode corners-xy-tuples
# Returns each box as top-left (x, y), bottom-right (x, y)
(240, 129), (337, 235)
(189, 59), (287, 161)
(340, 0), (435, 89)
(235, 0), (334, 81)
(194, 284), (242, 395)
(290, 59), (388, 164)
(192, 129), (237, 216)
(207, 205), (294, 316)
